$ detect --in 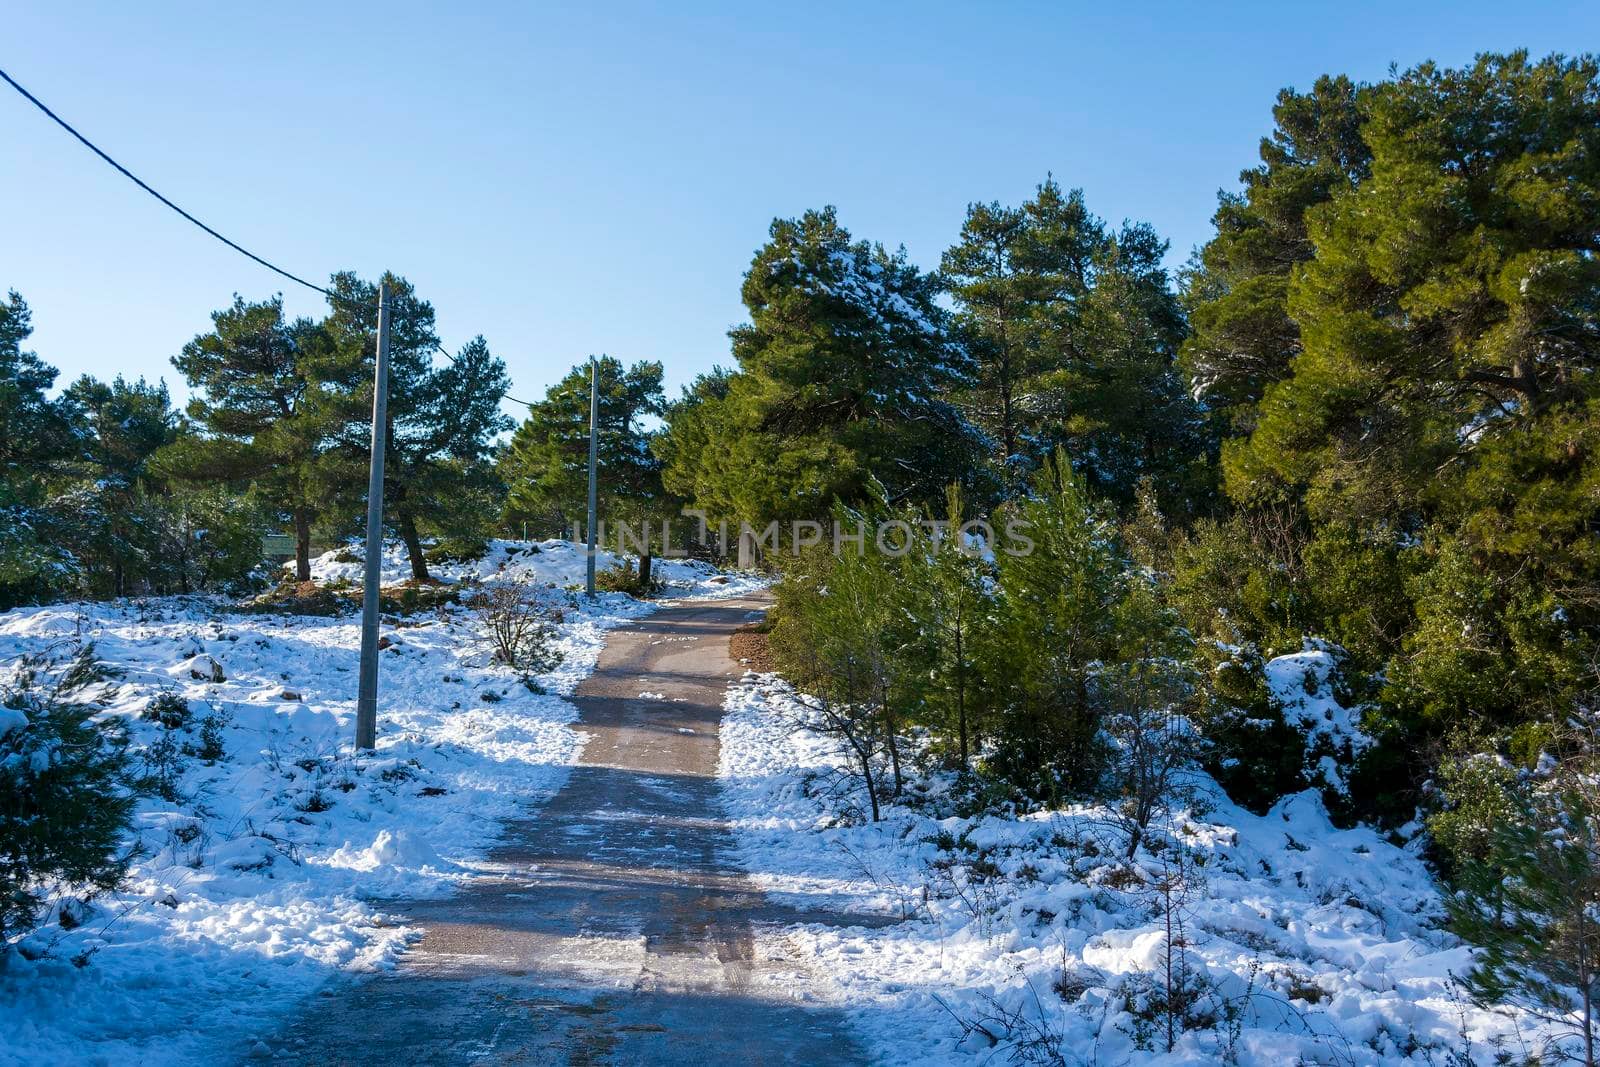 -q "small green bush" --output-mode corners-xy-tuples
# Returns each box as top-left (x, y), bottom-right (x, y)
(425, 536), (489, 566)
(142, 692), (192, 730)
(1, 646), (136, 943)
(595, 559), (663, 597)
